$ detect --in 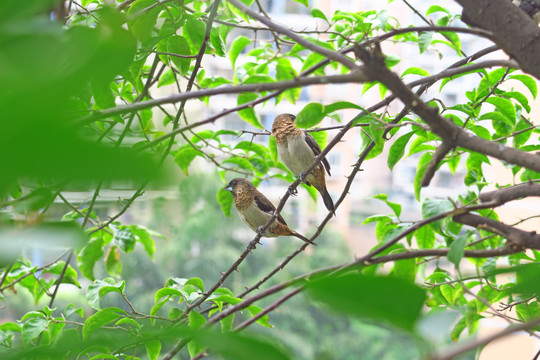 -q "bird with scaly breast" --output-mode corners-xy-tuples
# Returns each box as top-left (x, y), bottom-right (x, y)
(271, 113), (335, 215)
(224, 178), (316, 245)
